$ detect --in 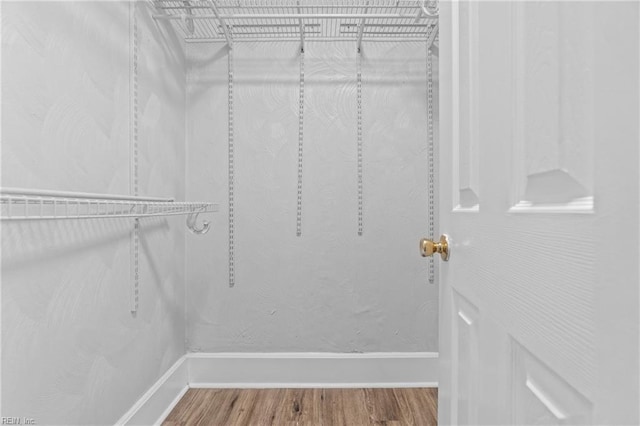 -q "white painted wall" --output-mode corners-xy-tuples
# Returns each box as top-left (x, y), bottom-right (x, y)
(1, 2), (187, 424)
(186, 42), (438, 353)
